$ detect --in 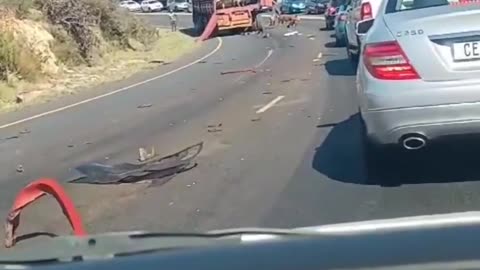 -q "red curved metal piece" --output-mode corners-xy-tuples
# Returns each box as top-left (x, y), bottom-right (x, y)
(5, 178), (87, 248)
